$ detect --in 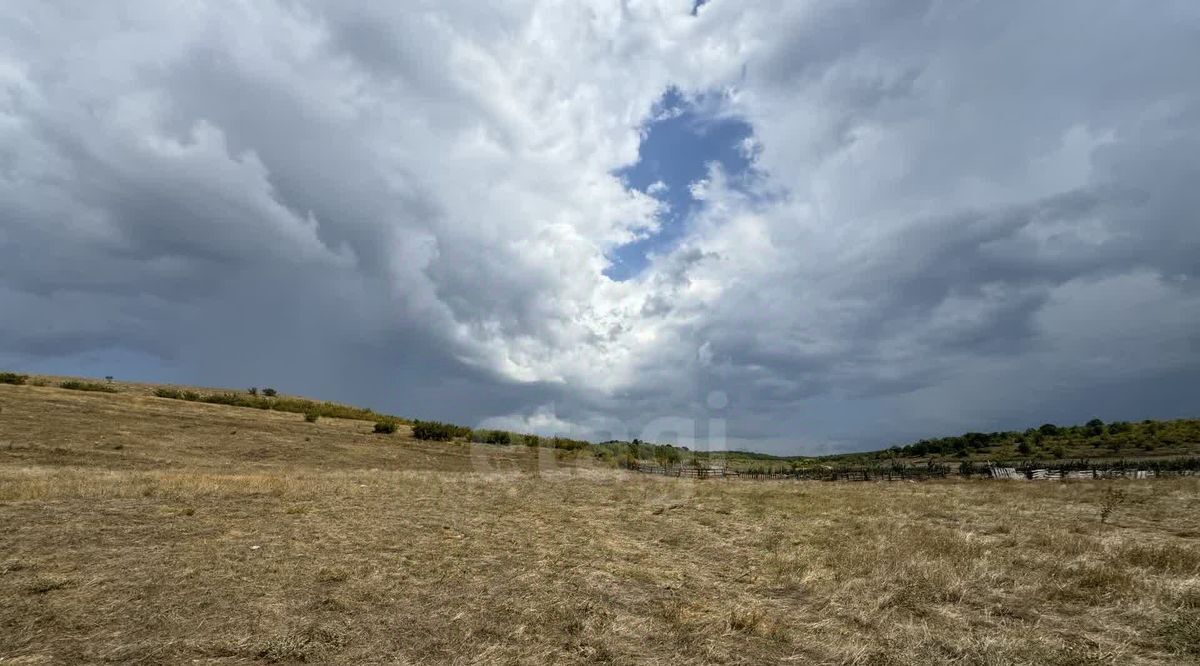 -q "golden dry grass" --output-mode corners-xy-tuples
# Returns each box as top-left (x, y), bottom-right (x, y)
(2, 381), (1199, 664)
